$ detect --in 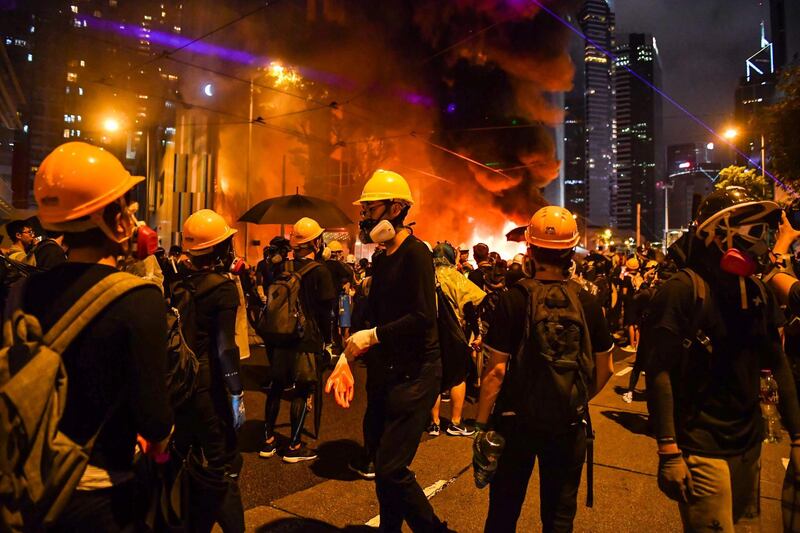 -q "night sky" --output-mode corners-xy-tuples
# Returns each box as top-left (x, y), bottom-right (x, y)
(614, 0), (769, 150)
